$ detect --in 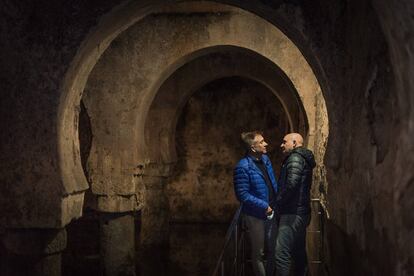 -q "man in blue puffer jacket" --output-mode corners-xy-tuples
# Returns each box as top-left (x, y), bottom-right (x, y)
(234, 131), (278, 276)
